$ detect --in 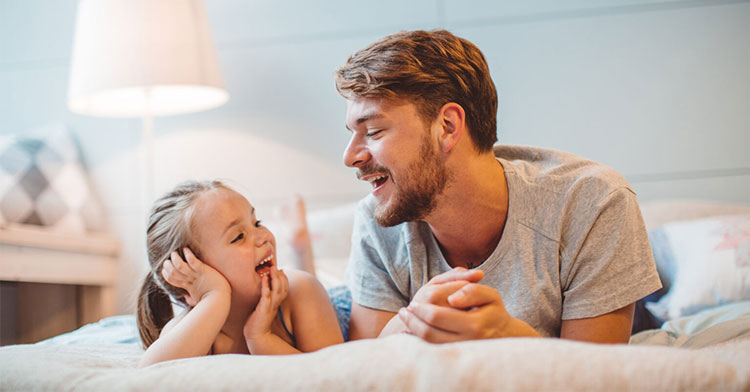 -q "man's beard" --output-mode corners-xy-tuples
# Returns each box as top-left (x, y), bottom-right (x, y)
(368, 135), (449, 227)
